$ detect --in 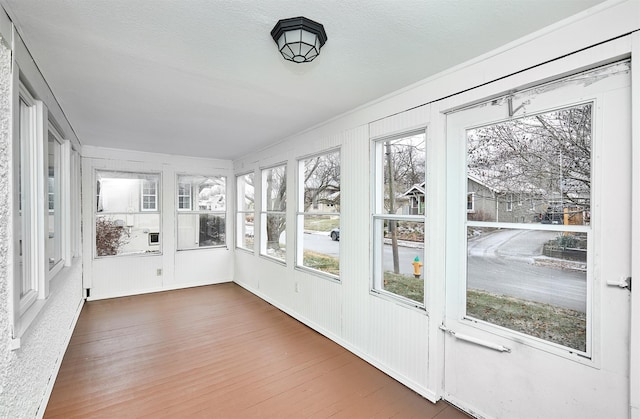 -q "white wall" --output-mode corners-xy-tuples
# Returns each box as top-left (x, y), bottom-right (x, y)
(233, 0), (640, 415)
(82, 146), (235, 300)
